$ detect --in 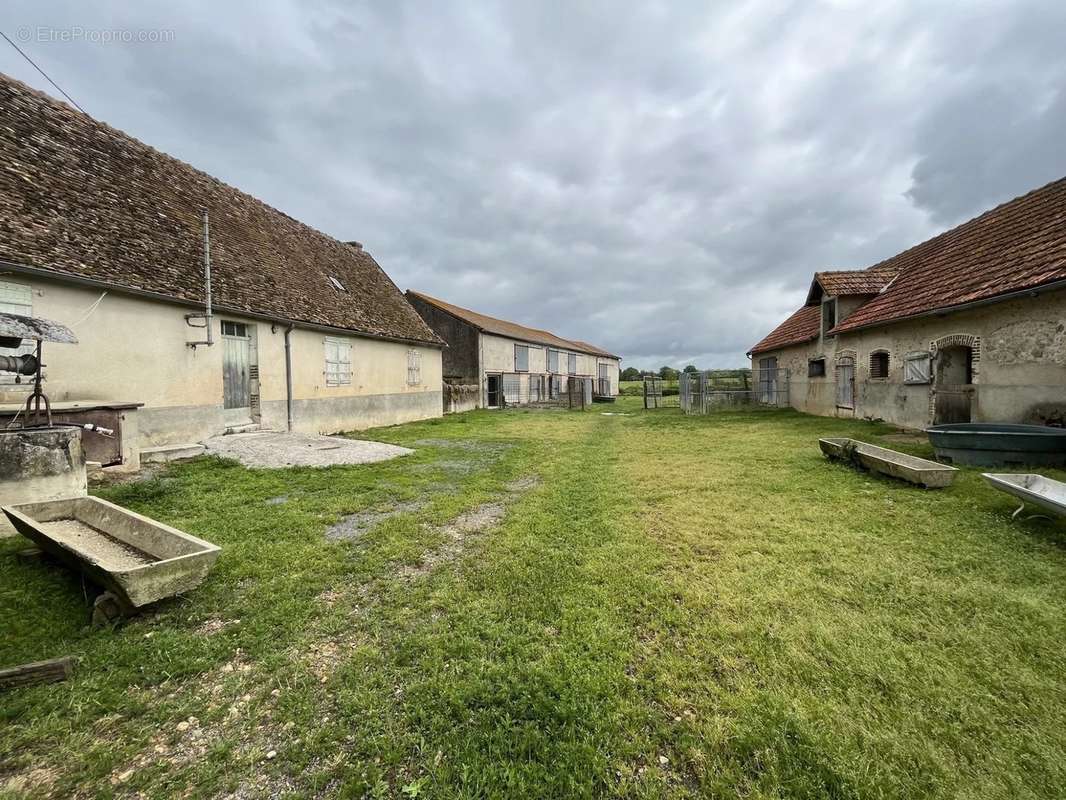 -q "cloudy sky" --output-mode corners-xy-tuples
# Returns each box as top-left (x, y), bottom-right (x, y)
(4, 2), (1066, 367)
